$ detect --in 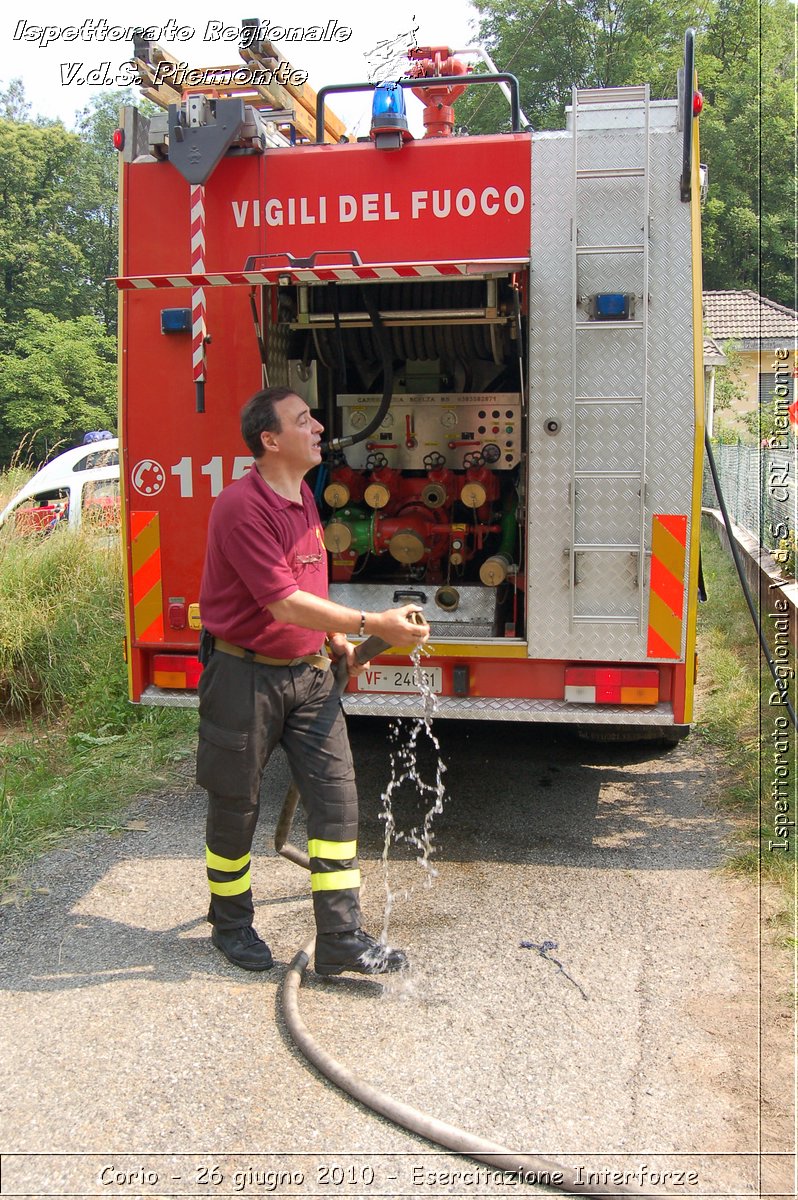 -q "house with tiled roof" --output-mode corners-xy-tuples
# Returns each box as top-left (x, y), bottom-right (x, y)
(703, 291), (797, 429)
